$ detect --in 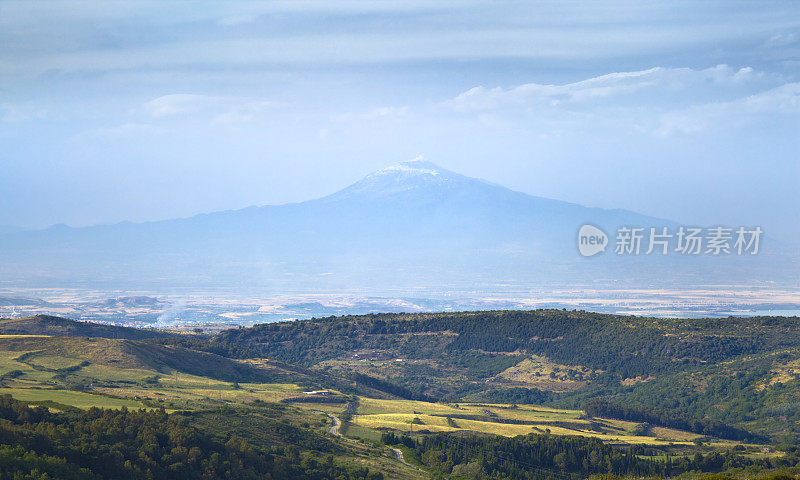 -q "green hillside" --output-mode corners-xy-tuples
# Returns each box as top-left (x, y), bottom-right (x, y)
(198, 310), (800, 441)
(0, 315), (175, 340)
(0, 312), (798, 480)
